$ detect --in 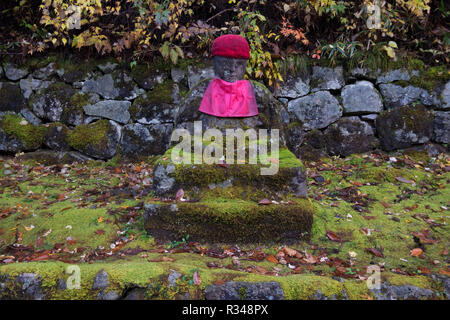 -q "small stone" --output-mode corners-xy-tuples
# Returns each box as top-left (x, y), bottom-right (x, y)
(15, 273), (44, 300)
(92, 269), (109, 290)
(341, 81), (383, 114)
(313, 175), (325, 184)
(287, 91), (342, 130)
(82, 100), (131, 124)
(82, 74), (119, 99)
(168, 270), (182, 288)
(204, 281), (284, 300)
(32, 62), (57, 79)
(361, 114), (378, 121)
(433, 111), (450, 144)
(376, 69), (411, 84)
(4, 63), (28, 81)
(379, 84), (433, 109)
(187, 65), (215, 89)
(311, 66), (345, 92)
(171, 68), (185, 83)
(20, 108), (42, 125)
(98, 290), (120, 300)
(278, 74), (310, 98)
